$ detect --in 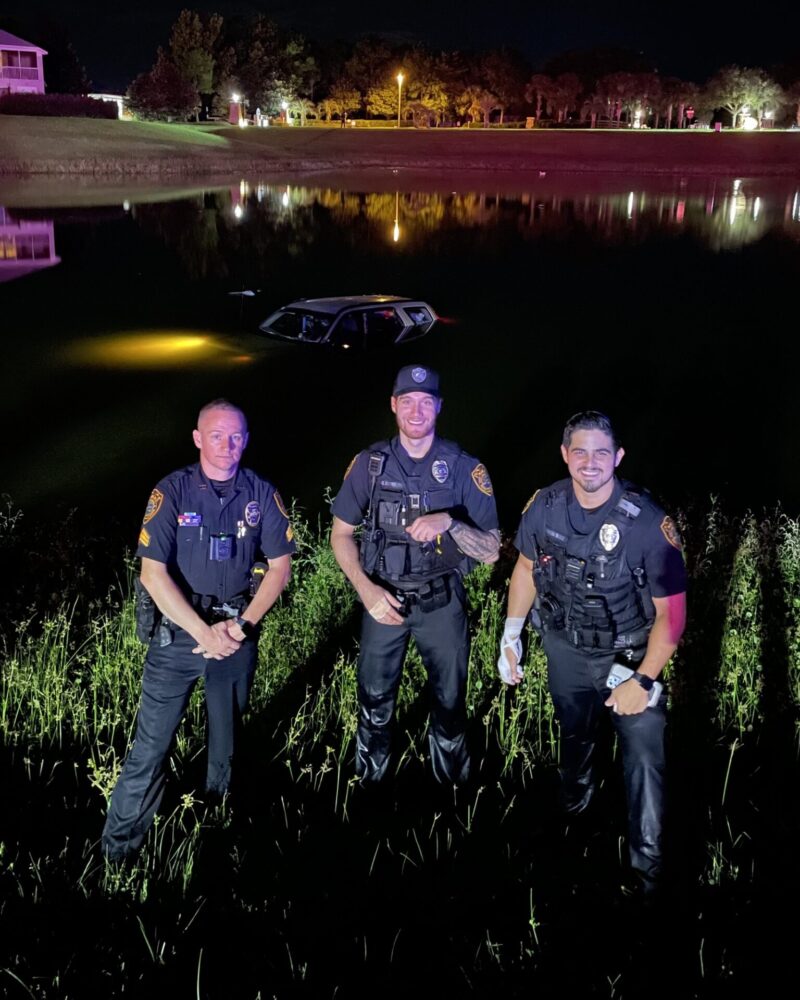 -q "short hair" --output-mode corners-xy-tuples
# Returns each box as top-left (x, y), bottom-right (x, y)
(197, 398), (247, 429)
(562, 410), (621, 451)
